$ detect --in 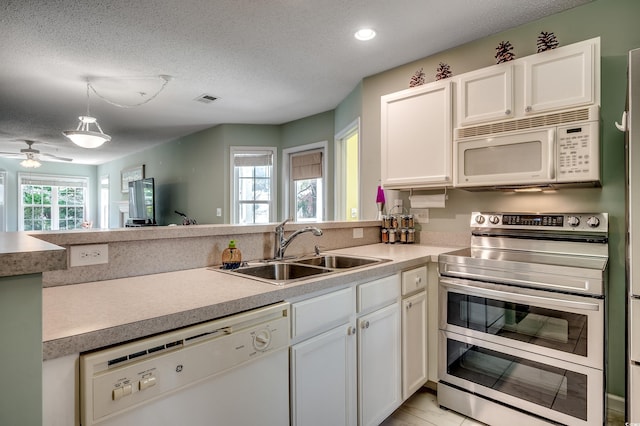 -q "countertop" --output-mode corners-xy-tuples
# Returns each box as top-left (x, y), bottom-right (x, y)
(0, 232), (66, 277)
(42, 243), (457, 360)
